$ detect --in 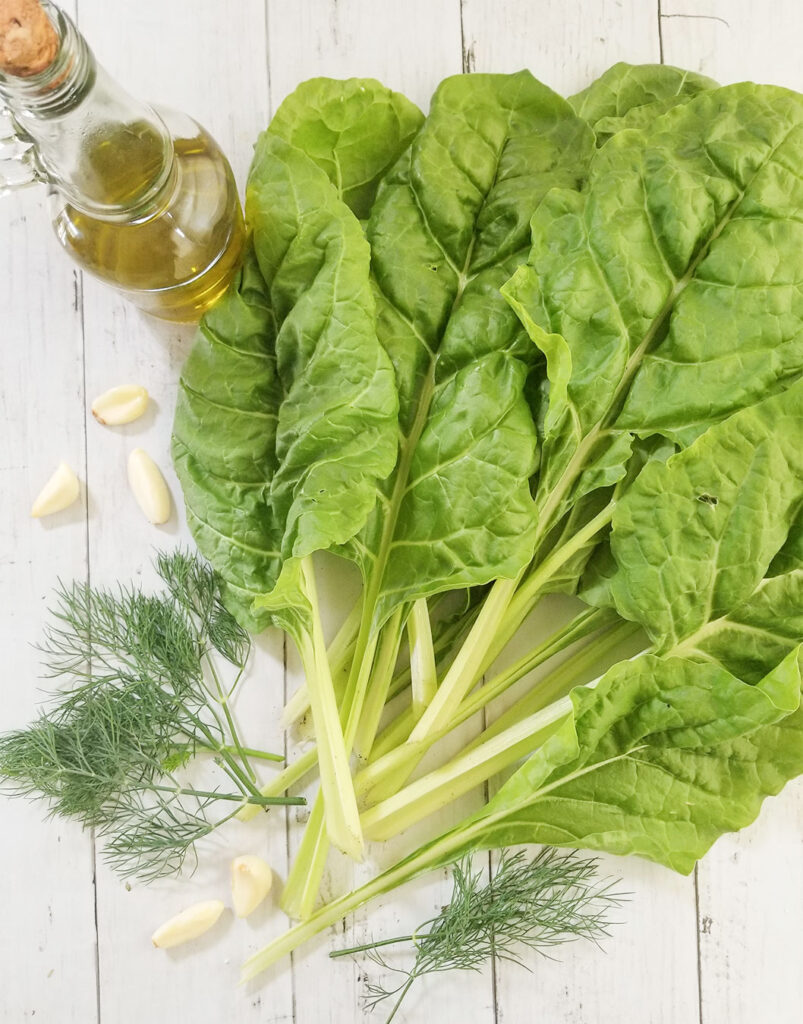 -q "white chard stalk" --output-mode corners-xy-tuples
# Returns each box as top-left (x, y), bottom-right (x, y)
(128, 448), (171, 524)
(231, 855), (273, 917)
(92, 384), (149, 425)
(151, 900), (225, 949)
(30, 461), (80, 517)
